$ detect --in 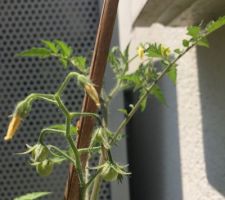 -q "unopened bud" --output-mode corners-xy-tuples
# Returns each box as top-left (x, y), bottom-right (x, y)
(84, 83), (100, 108)
(4, 114), (22, 141)
(137, 46), (145, 59)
